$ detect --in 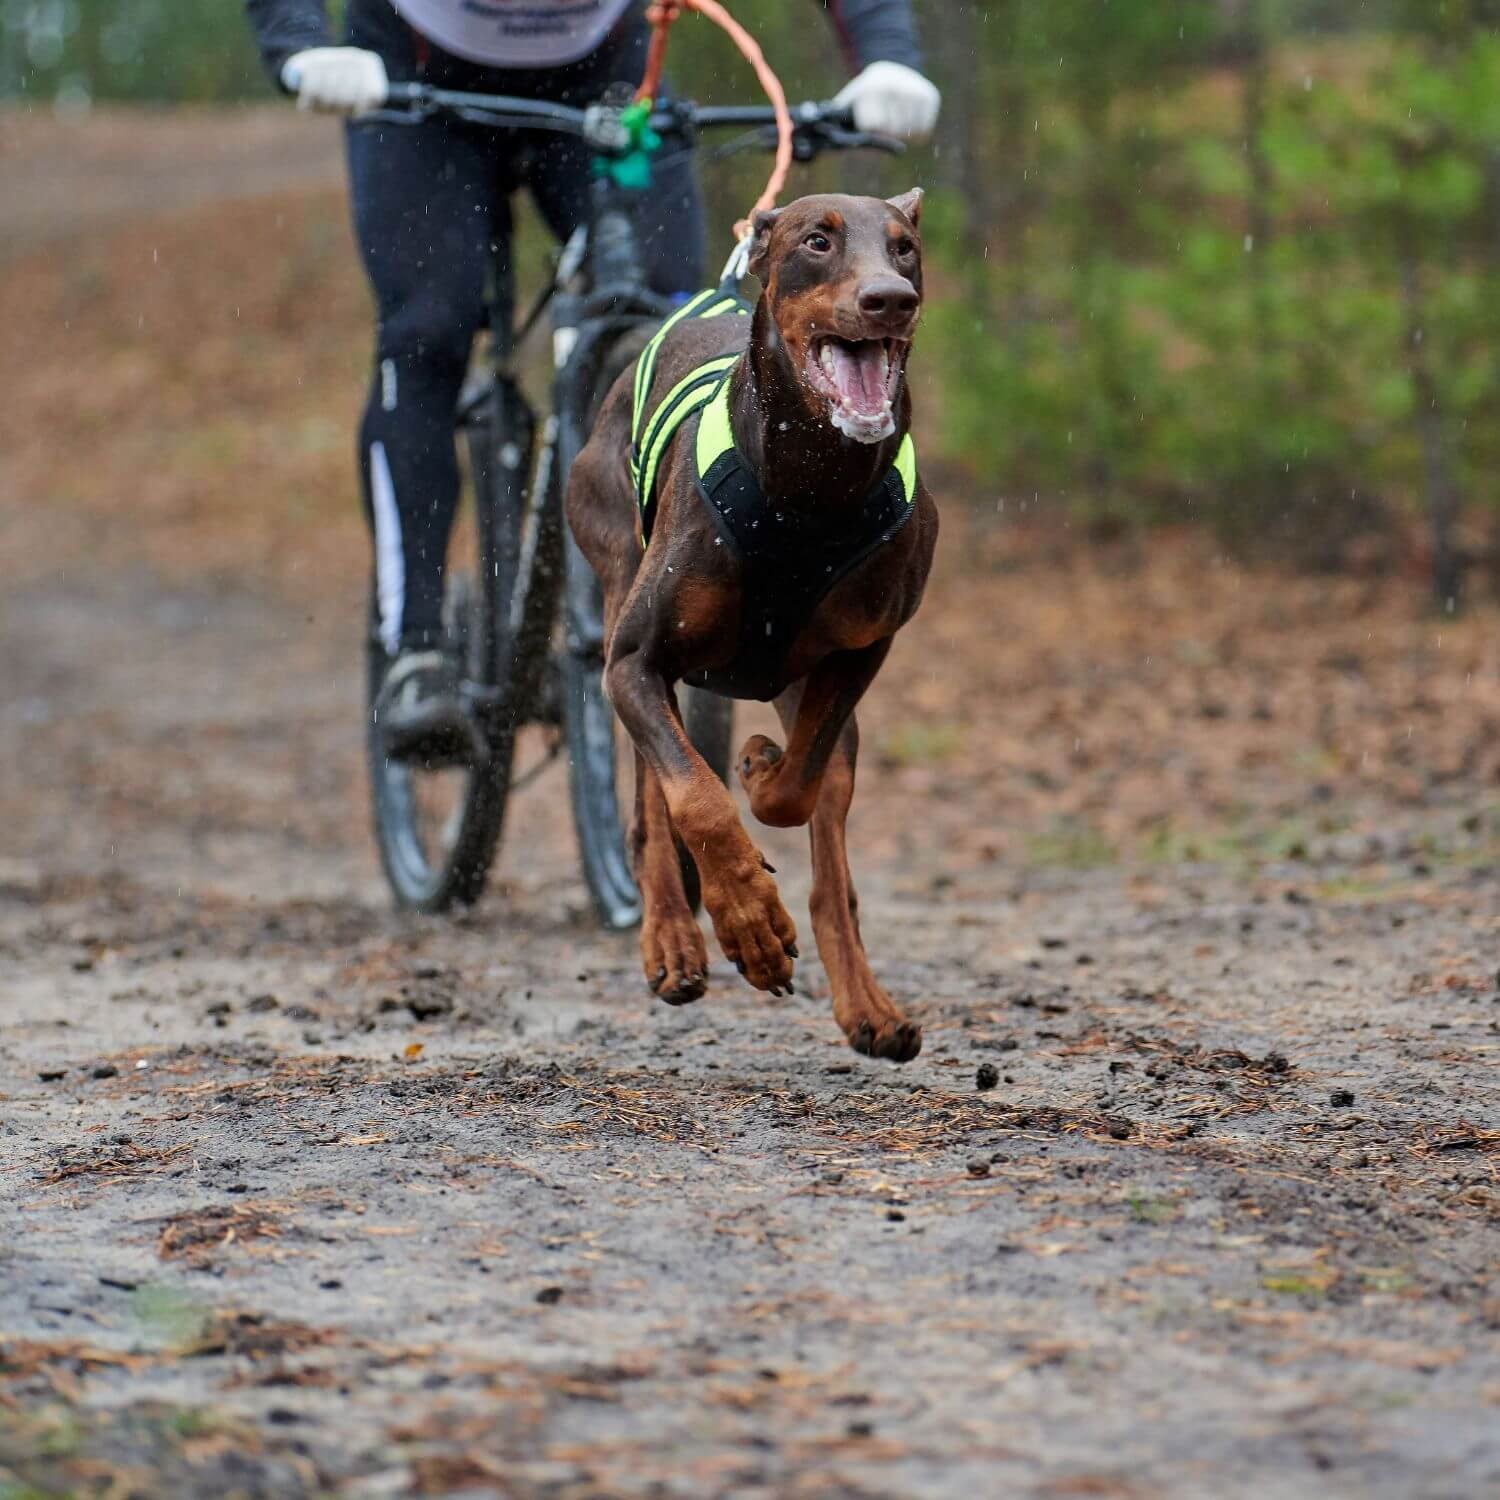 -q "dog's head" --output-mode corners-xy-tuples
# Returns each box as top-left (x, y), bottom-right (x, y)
(747, 189), (923, 445)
